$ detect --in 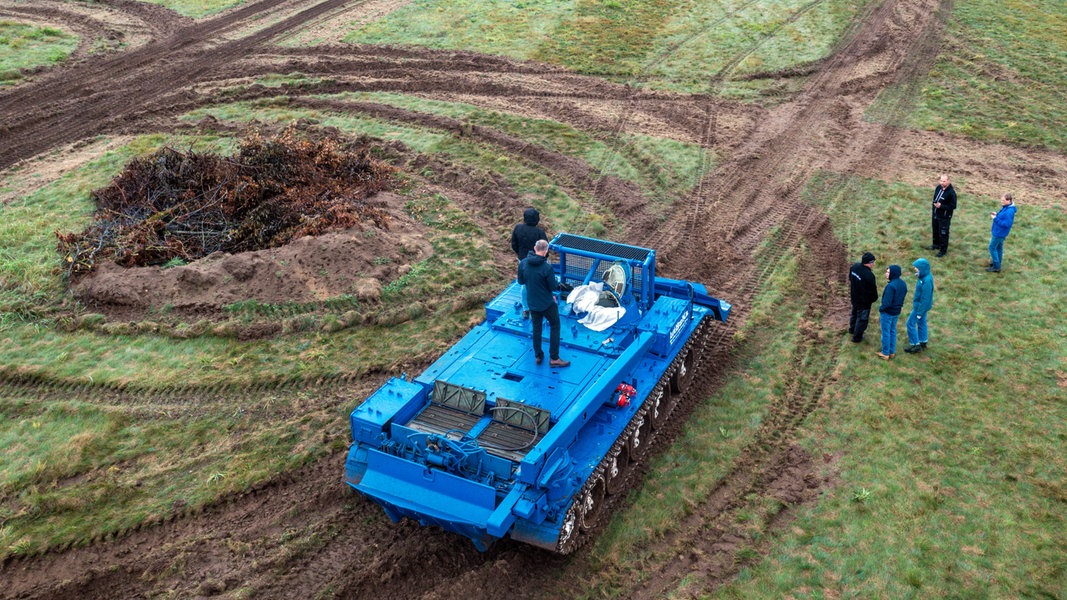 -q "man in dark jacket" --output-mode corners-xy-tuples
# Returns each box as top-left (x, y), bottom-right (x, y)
(518, 239), (569, 367)
(848, 252), (879, 343)
(511, 207), (548, 317)
(877, 264), (907, 360)
(931, 174), (957, 257)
